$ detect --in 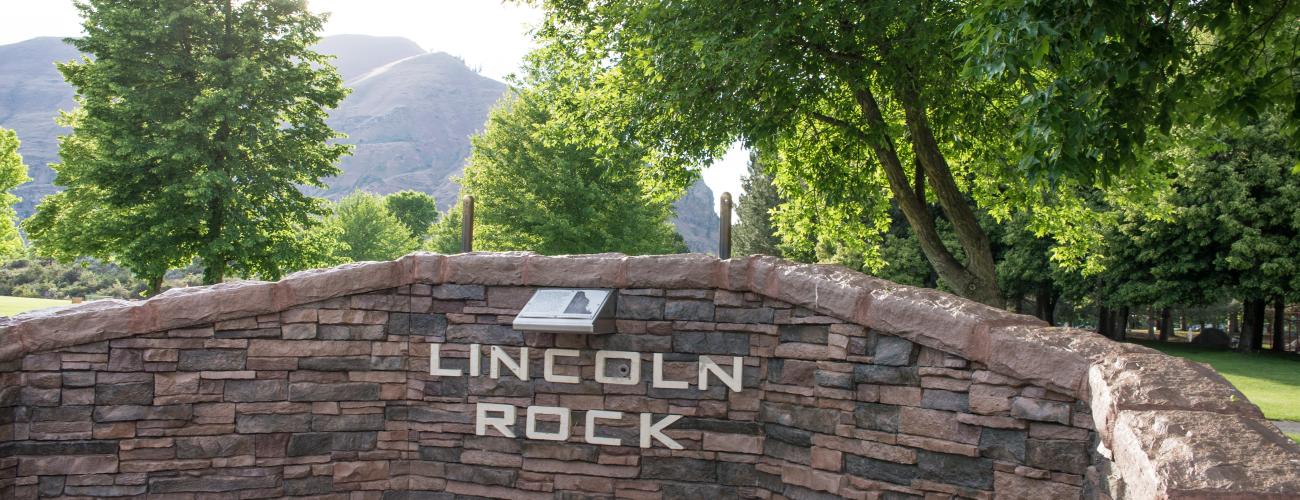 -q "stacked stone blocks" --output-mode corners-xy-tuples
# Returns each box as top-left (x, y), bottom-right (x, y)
(0, 252), (1296, 499)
